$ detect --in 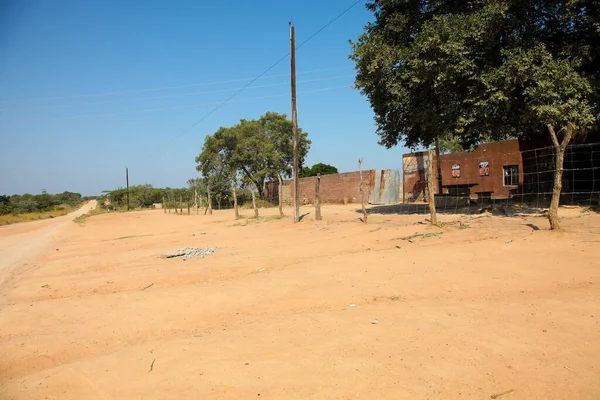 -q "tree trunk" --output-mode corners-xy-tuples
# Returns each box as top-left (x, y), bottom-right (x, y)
(277, 174), (284, 217)
(251, 185), (259, 218)
(315, 173), (322, 221)
(207, 185), (213, 215)
(232, 185), (240, 219)
(547, 123), (573, 230)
